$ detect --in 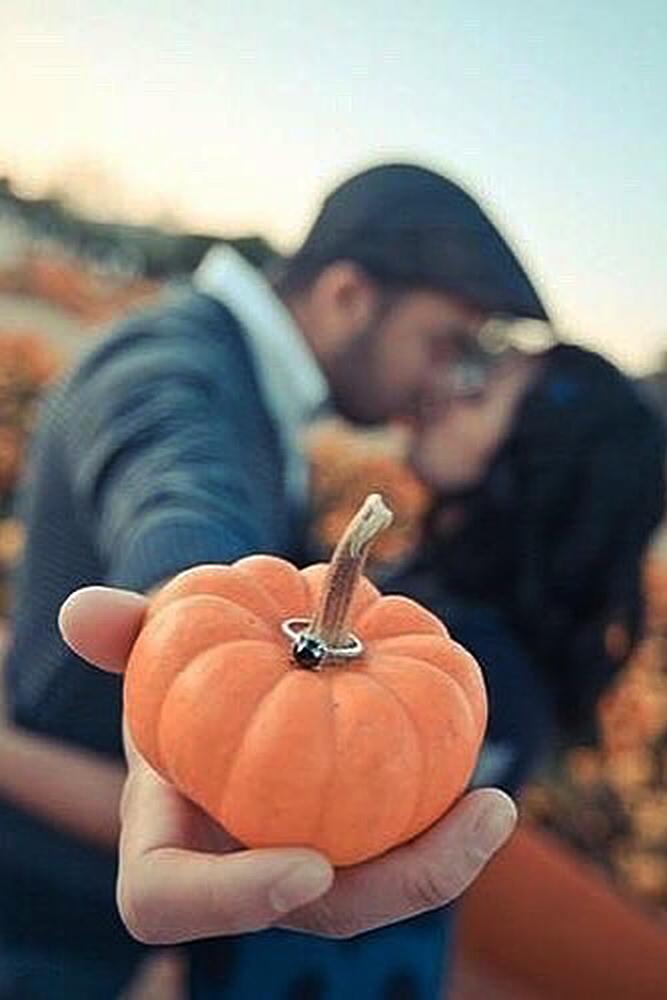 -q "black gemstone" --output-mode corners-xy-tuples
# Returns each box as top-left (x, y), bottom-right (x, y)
(293, 633), (327, 669)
